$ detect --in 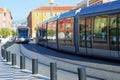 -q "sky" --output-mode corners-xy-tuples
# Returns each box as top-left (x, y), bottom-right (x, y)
(0, 0), (79, 21)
